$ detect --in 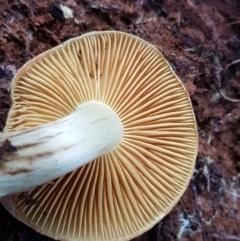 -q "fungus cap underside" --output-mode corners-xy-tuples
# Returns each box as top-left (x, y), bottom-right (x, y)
(2, 31), (198, 241)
